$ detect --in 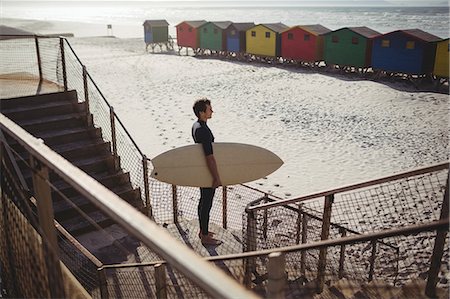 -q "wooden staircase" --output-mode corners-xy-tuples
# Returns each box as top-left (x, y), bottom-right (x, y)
(1, 90), (143, 237)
